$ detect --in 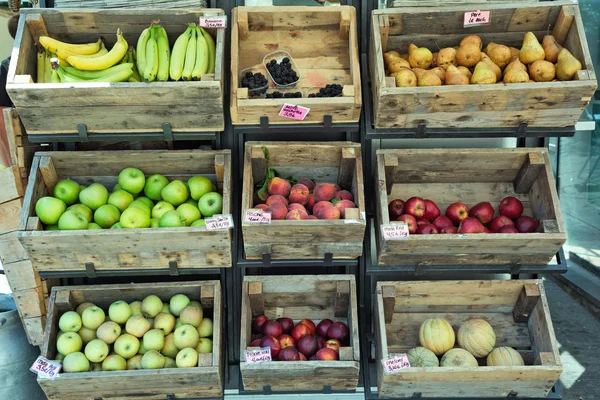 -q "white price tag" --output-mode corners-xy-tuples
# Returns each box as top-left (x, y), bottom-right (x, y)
(381, 223), (410, 240)
(463, 10), (491, 27)
(30, 356), (61, 380)
(199, 16), (227, 28)
(245, 347), (272, 364)
(204, 214), (234, 230)
(382, 354), (411, 374)
(245, 209), (271, 224)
